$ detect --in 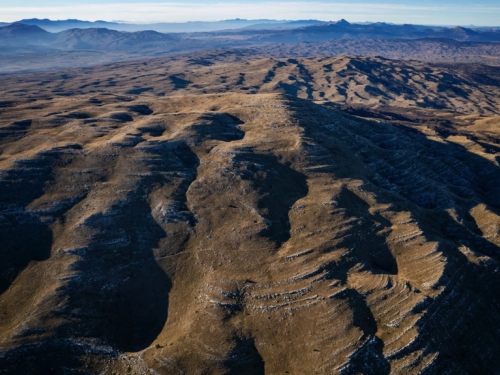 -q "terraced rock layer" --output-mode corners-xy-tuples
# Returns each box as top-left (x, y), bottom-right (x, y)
(1, 92), (500, 374)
